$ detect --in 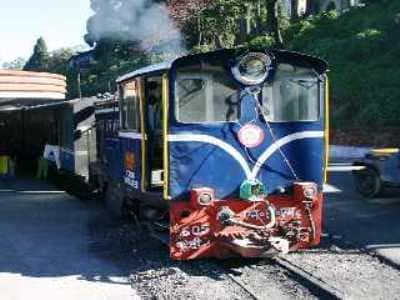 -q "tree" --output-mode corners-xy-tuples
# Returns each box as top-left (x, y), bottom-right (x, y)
(24, 37), (50, 72)
(180, 0), (250, 51)
(168, 0), (213, 22)
(265, 0), (283, 48)
(48, 48), (75, 75)
(2, 57), (26, 70)
(177, 0), (286, 51)
(291, 0), (299, 20)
